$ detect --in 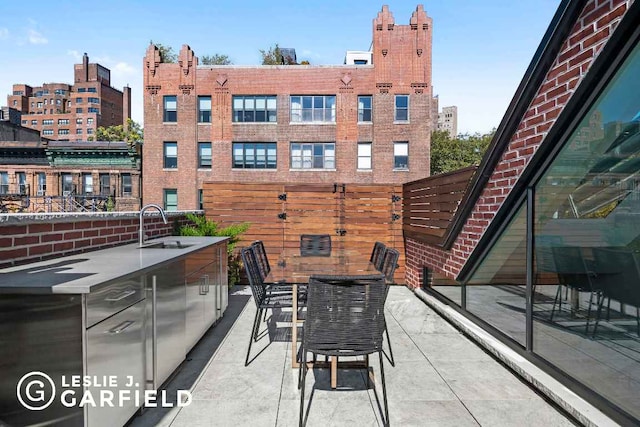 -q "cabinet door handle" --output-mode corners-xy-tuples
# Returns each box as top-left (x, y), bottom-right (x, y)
(106, 320), (136, 334)
(199, 277), (207, 295)
(203, 275), (210, 294)
(105, 289), (136, 302)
